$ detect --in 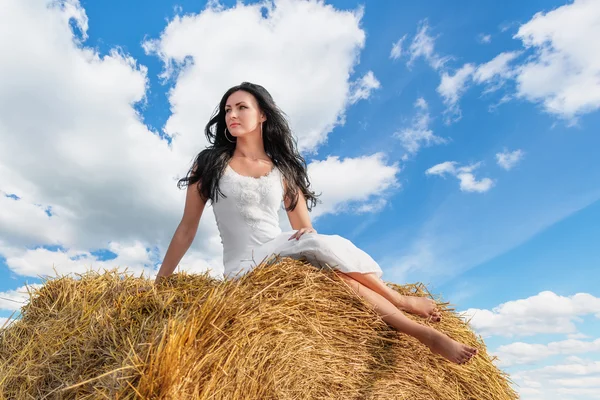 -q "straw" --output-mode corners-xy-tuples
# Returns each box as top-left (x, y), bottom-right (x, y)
(0, 257), (518, 399)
